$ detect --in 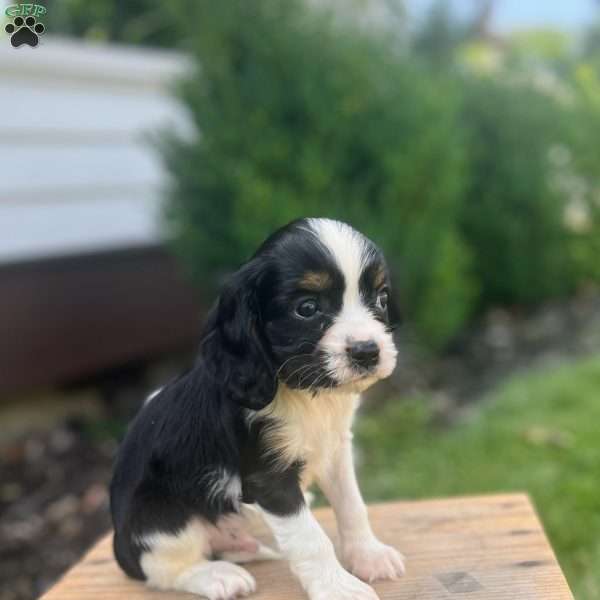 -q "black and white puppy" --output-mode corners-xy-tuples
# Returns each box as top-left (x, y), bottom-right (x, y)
(110, 218), (404, 600)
